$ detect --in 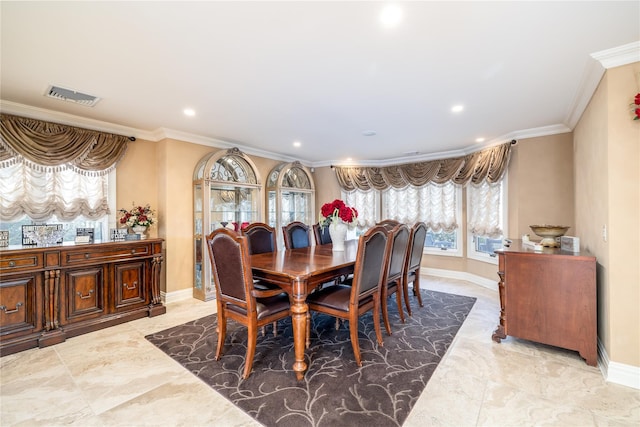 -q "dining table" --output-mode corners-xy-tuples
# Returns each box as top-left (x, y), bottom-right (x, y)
(250, 240), (358, 380)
